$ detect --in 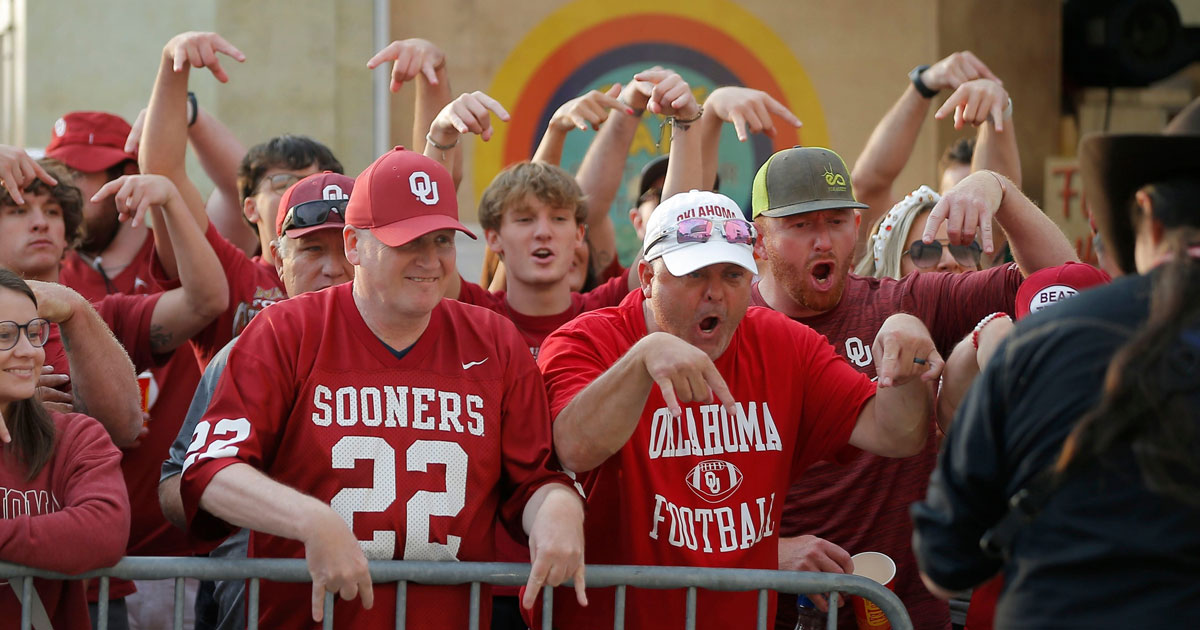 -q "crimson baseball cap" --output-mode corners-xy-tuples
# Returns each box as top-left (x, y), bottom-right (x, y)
(345, 146), (475, 246)
(275, 172), (354, 238)
(1014, 262), (1111, 320)
(45, 112), (137, 173)
(642, 190), (757, 276)
(751, 146), (868, 219)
